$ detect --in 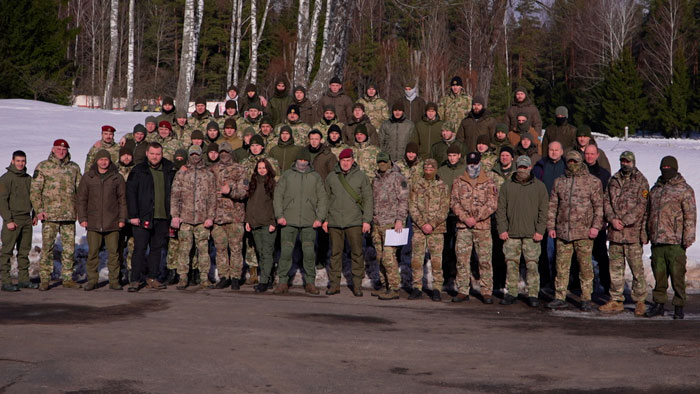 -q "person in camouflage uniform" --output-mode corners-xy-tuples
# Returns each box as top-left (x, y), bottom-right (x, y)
(645, 156), (696, 320)
(438, 76), (472, 127)
(275, 104), (311, 147)
(0, 151), (36, 291)
(408, 159), (449, 300)
(204, 121), (222, 149)
(450, 152), (498, 303)
(394, 142), (423, 187)
(188, 97), (214, 133)
(208, 142), (249, 290)
(217, 100), (242, 131)
(490, 146), (516, 192)
(143, 116), (160, 143)
(343, 103), (380, 147)
(157, 121), (184, 162)
(205, 143), (220, 167)
(155, 96), (177, 126)
(356, 83), (390, 130)
(313, 104), (345, 138)
(352, 125), (380, 180)
(117, 146), (136, 284)
(476, 134), (497, 173)
(325, 125), (350, 158)
(496, 155), (548, 307)
(491, 123), (513, 153)
(430, 122), (464, 166)
(599, 151), (649, 316)
(85, 125), (120, 170)
(161, 149), (187, 286)
(219, 118), (243, 151)
(239, 103), (264, 136)
(370, 152), (409, 300)
(170, 145), (217, 289)
(30, 139), (82, 290)
(172, 110), (189, 141)
(273, 149), (328, 295)
(257, 117), (278, 149)
(546, 150), (604, 311)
